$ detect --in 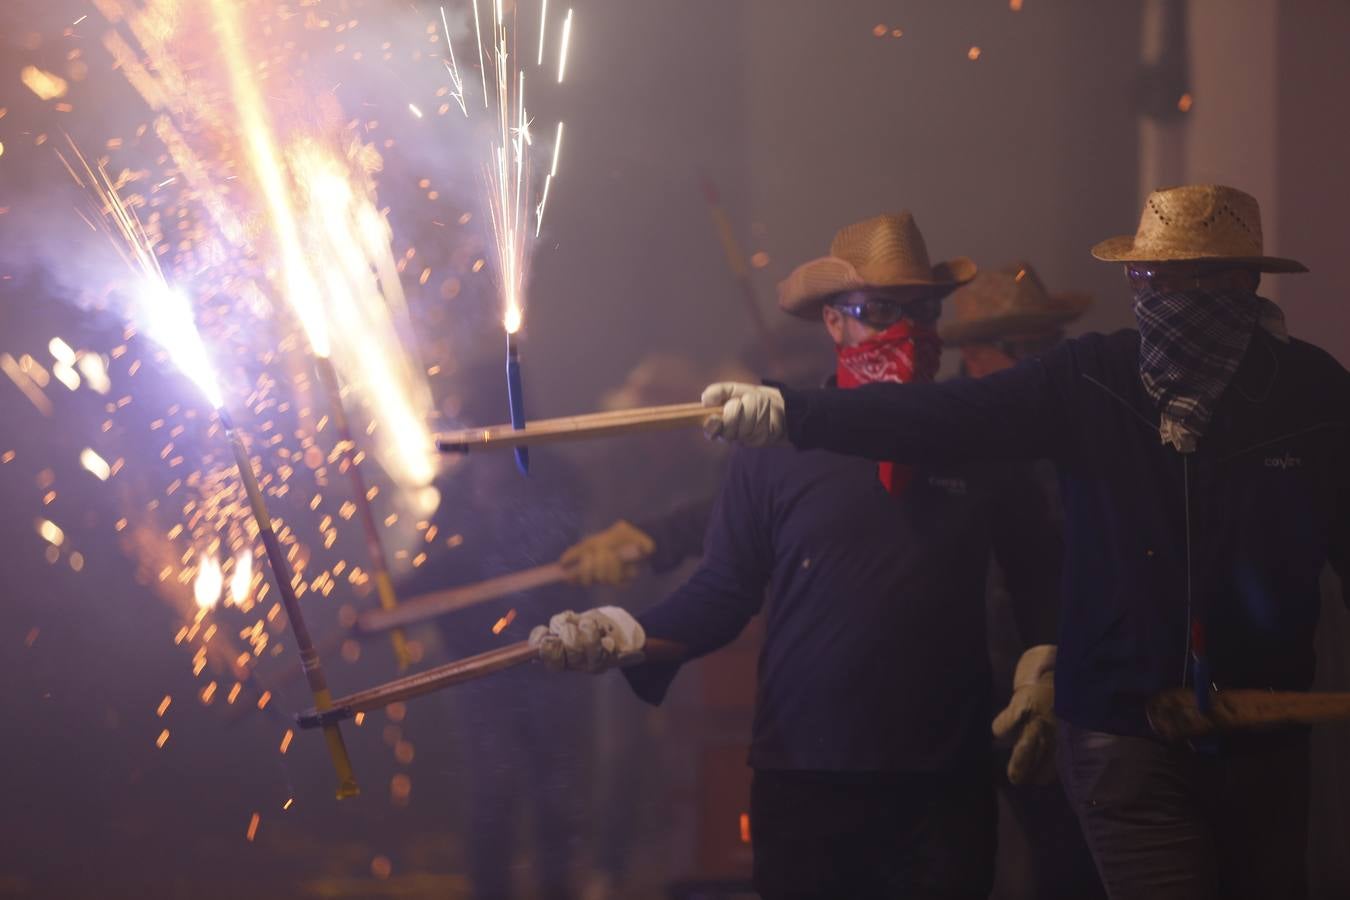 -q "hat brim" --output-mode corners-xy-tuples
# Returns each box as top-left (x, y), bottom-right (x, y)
(939, 292), (1092, 346)
(779, 256), (978, 319)
(1090, 236), (1308, 274)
